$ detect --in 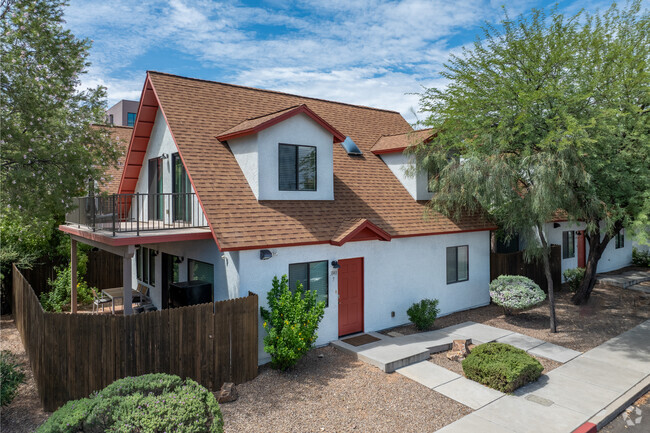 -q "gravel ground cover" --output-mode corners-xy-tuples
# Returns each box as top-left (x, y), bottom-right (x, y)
(383, 282), (650, 352)
(429, 350), (560, 376)
(221, 345), (472, 433)
(0, 315), (50, 433)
